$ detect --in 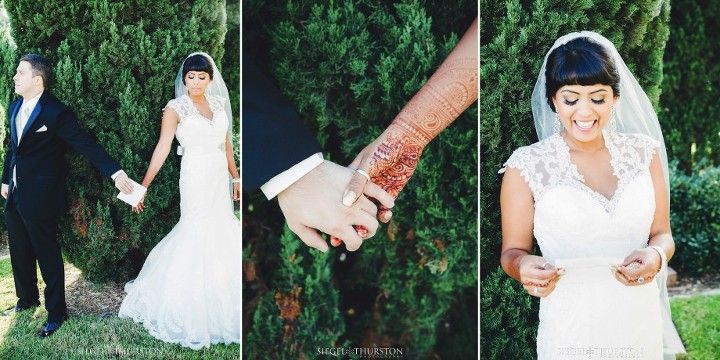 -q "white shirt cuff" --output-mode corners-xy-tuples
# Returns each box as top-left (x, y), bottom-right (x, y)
(260, 153), (324, 199)
(111, 170), (125, 180)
